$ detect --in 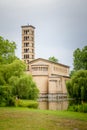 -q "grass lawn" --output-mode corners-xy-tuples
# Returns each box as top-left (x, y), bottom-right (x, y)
(0, 107), (87, 130)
